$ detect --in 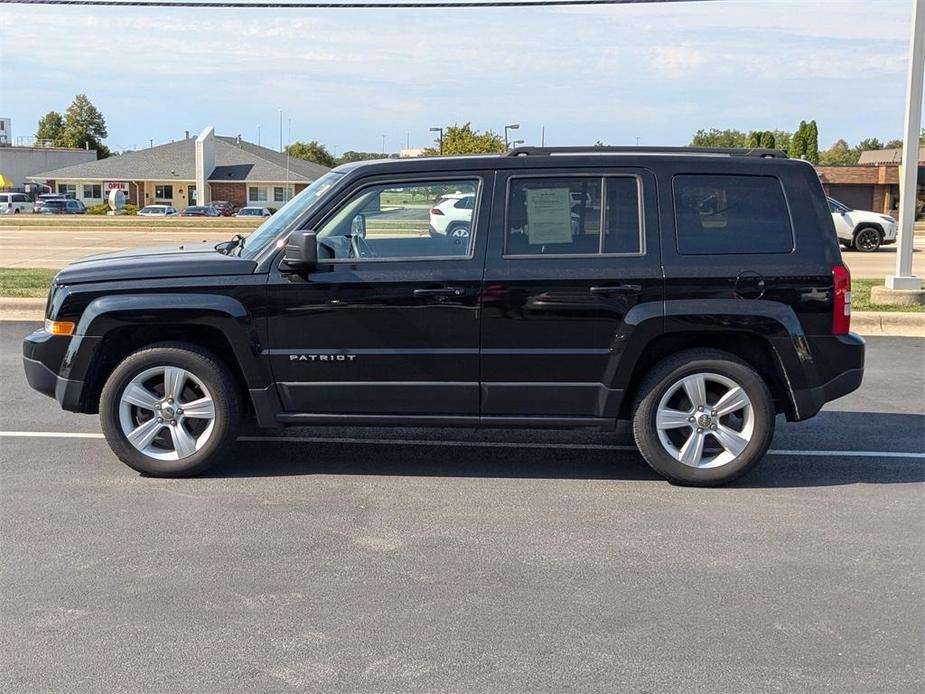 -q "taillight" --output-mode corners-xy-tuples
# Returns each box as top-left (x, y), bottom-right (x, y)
(430, 208), (444, 216)
(832, 264), (851, 335)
